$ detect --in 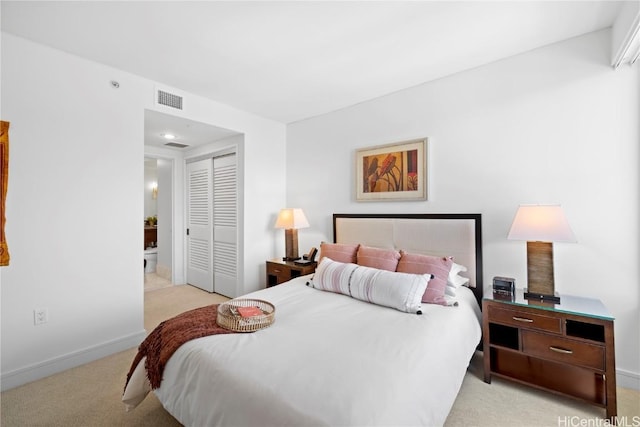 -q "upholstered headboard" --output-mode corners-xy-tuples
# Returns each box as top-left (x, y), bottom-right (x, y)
(333, 213), (483, 307)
